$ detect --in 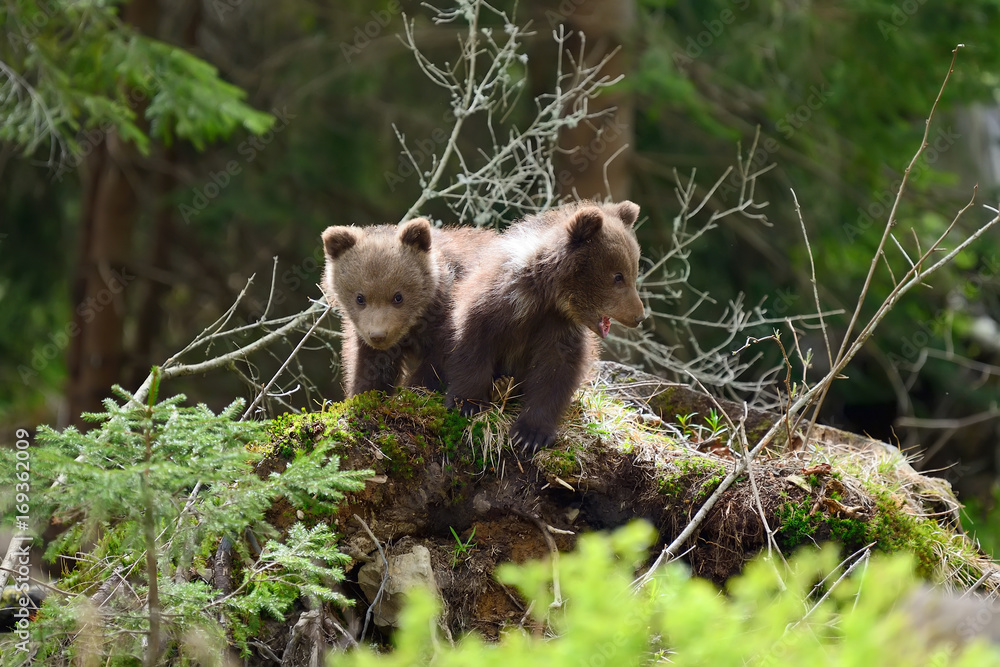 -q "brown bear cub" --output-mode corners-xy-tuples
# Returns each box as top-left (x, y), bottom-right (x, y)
(446, 200), (646, 453)
(322, 218), (493, 397)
